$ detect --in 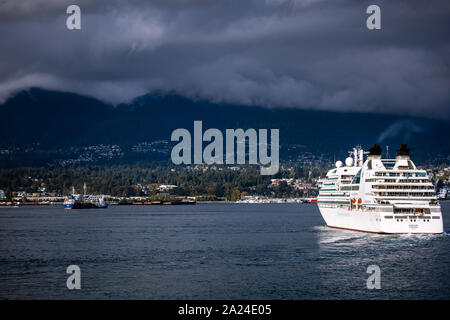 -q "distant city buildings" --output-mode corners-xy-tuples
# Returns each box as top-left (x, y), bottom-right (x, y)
(49, 144), (124, 167)
(1, 163), (448, 201)
(158, 184), (177, 191)
(270, 178), (315, 191)
(131, 140), (170, 154)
